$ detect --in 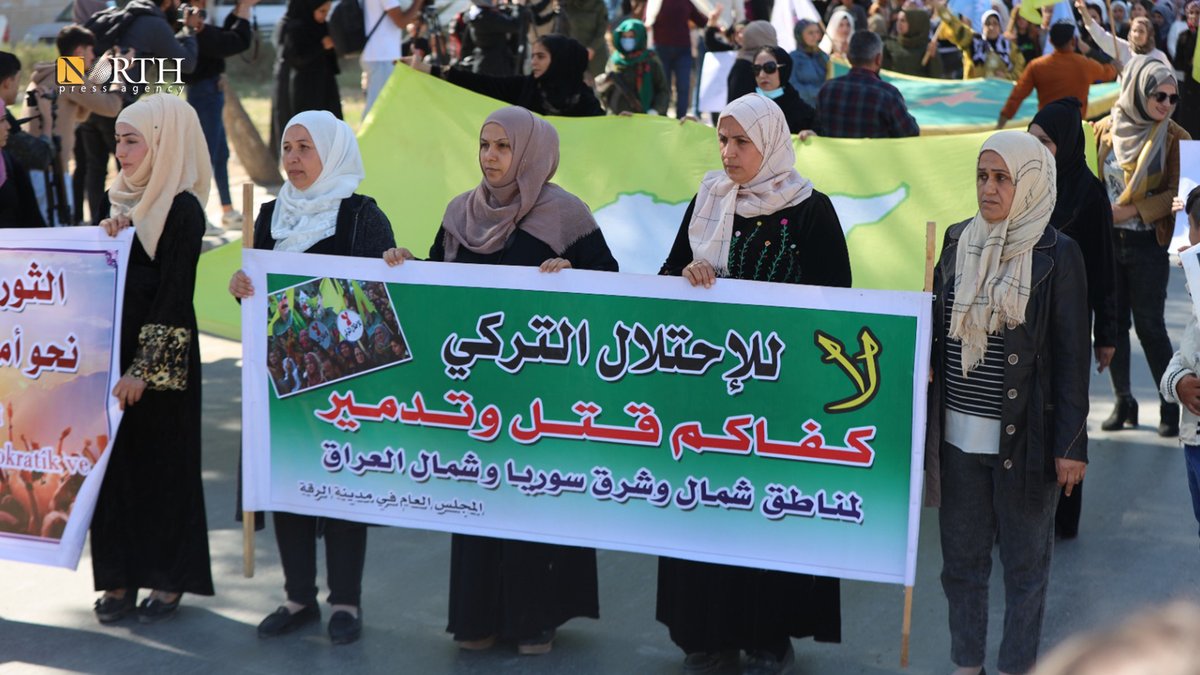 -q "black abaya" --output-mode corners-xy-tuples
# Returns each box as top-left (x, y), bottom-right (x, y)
(427, 222), (617, 641)
(91, 192), (213, 596)
(656, 192), (848, 657)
